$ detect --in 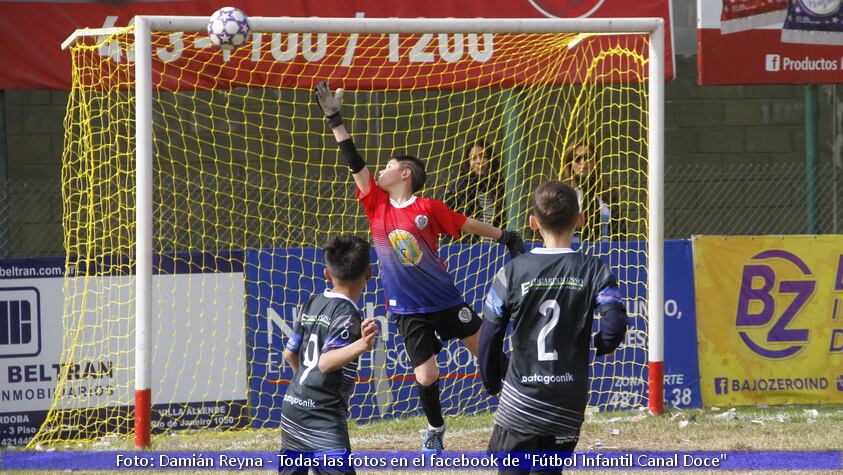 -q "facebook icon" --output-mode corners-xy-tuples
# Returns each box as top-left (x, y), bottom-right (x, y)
(714, 377), (729, 395)
(765, 54), (781, 72)
(0, 287), (41, 358)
